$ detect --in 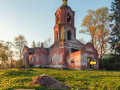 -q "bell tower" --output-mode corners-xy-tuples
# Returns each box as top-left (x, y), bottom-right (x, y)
(54, 0), (76, 42)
